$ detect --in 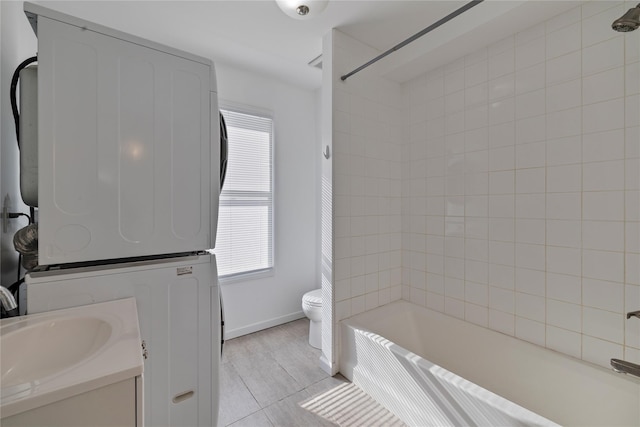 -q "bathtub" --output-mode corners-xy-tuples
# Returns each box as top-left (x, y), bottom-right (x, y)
(340, 300), (640, 426)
